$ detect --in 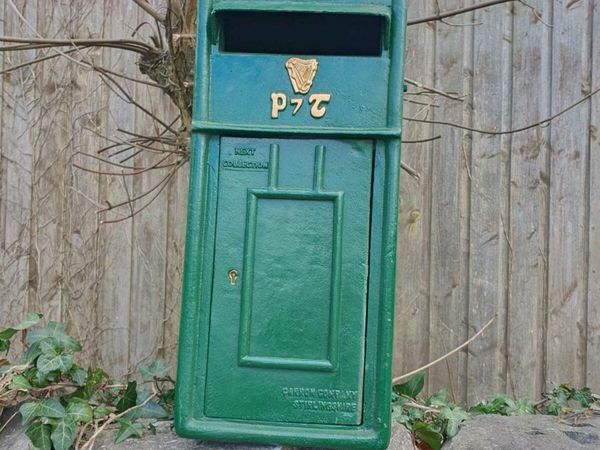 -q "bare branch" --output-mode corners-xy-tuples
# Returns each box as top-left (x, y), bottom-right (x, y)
(518, 0), (553, 28)
(408, 0), (517, 26)
(100, 164), (182, 224)
(392, 315), (497, 384)
(80, 393), (158, 450)
(74, 153), (174, 177)
(89, 64), (163, 88)
(405, 78), (465, 102)
(0, 48), (78, 75)
(401, 162), (421, 181)
(403, 136), (442, 144)
(132, 0), (166, 23)
(404, 86), (600, 135)
(97, 163), (182, 214)
(99, 73), (176, 133)
(0, 36), (156, 54)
